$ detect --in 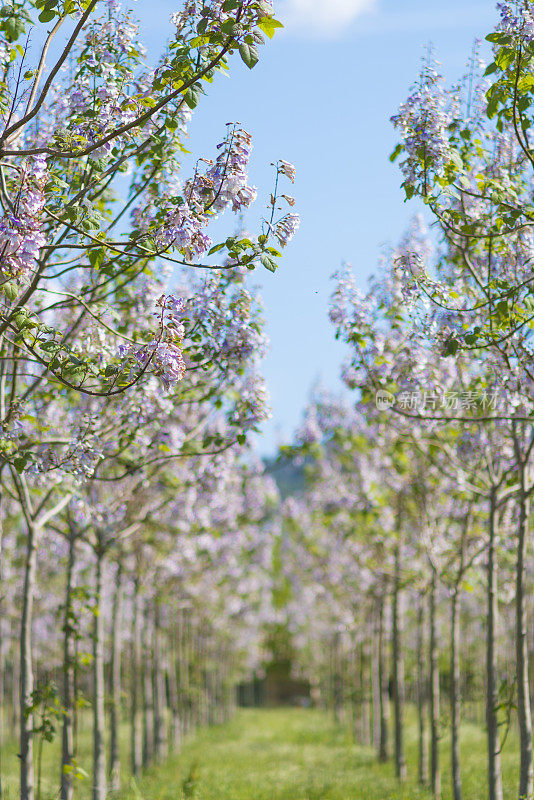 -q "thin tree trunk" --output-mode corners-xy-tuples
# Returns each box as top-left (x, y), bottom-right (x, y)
(371, 615), (380, 751)
(515, 448), (533, 800)
(451, 586), (462, 800)
(166, 620), (181, 751)
(130, 579), (142, 777)
(0, 500), (3, 800)
(429, 565), (441, 800)
(378, 590), (389, 762)
(92, 549), (106, 800)
(0, 552), (4, 799)
(109, 562), (123, 793)
(417, 593), (428, 785)
(487, 488), (504, 800)
(360, 638), (371, 746)
(153, 604), (167, 762)
(12, 642), (20, 730)
(392, 538), (406, 781)
(20, 522), (37, 800)
(142, 603), (154, 768)
(60, 530), (77, 800)
(331, 631), (343, 724)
